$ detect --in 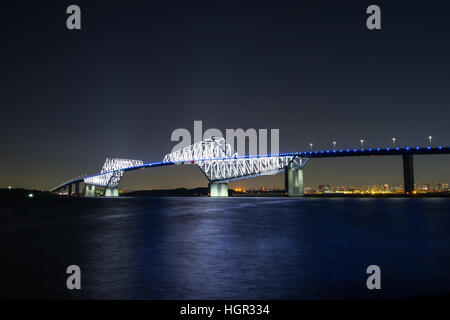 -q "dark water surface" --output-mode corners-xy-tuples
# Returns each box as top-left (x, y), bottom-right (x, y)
(1, 197), (450, 299)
